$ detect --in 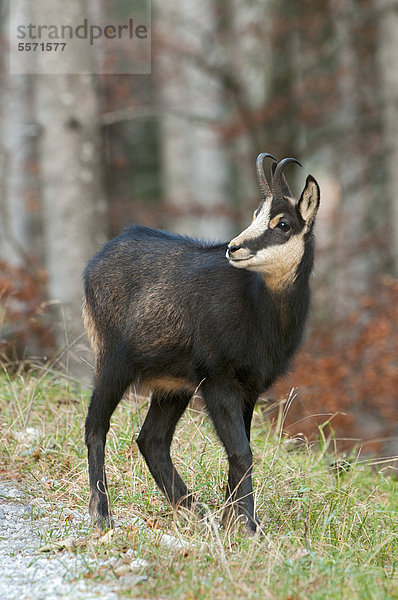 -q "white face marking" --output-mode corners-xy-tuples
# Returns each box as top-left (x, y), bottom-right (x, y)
(229, 197), (272, 250)
(230, 233), (305, 291)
